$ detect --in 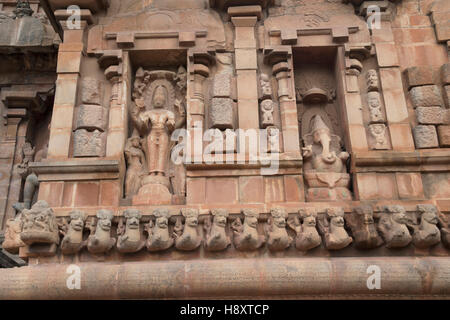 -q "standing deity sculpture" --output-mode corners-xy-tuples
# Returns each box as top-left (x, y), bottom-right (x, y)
(302, 115), (351, 201)
(129, 67), (186, 205)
